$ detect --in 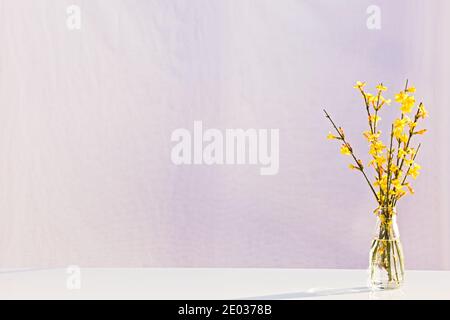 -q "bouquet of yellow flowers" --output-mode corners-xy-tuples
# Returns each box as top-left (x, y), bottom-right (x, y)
(324, 80), (428, 289)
